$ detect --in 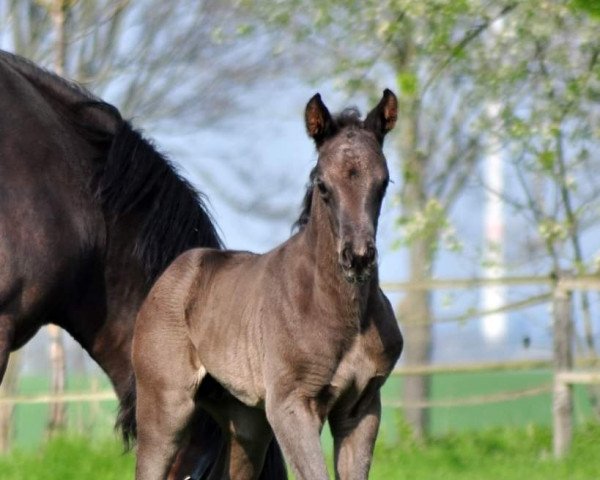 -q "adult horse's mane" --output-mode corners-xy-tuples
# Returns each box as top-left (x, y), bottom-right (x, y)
(293, 107), (363, 231)
(100, 124), (222, 278)
(0, 50), (222, 280)
(1, 50), (291, 478)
